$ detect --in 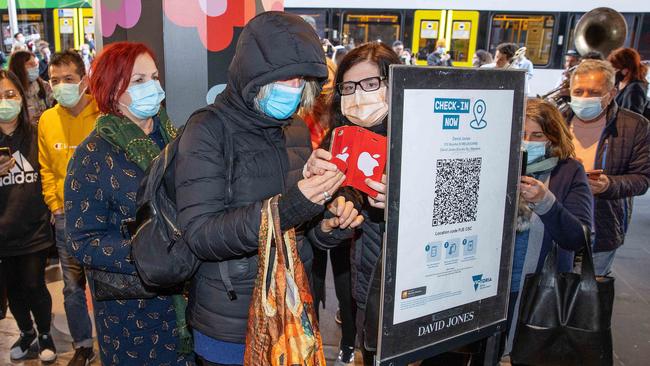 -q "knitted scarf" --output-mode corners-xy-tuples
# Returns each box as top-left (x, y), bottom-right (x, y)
(96, 108), (193, 355)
